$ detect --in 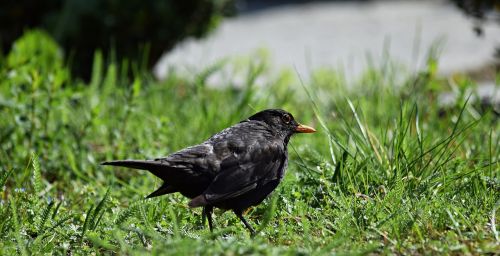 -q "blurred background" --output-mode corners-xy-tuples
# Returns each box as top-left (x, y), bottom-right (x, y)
(156, 0), (500, 86)
(1, 0), (499, 82)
